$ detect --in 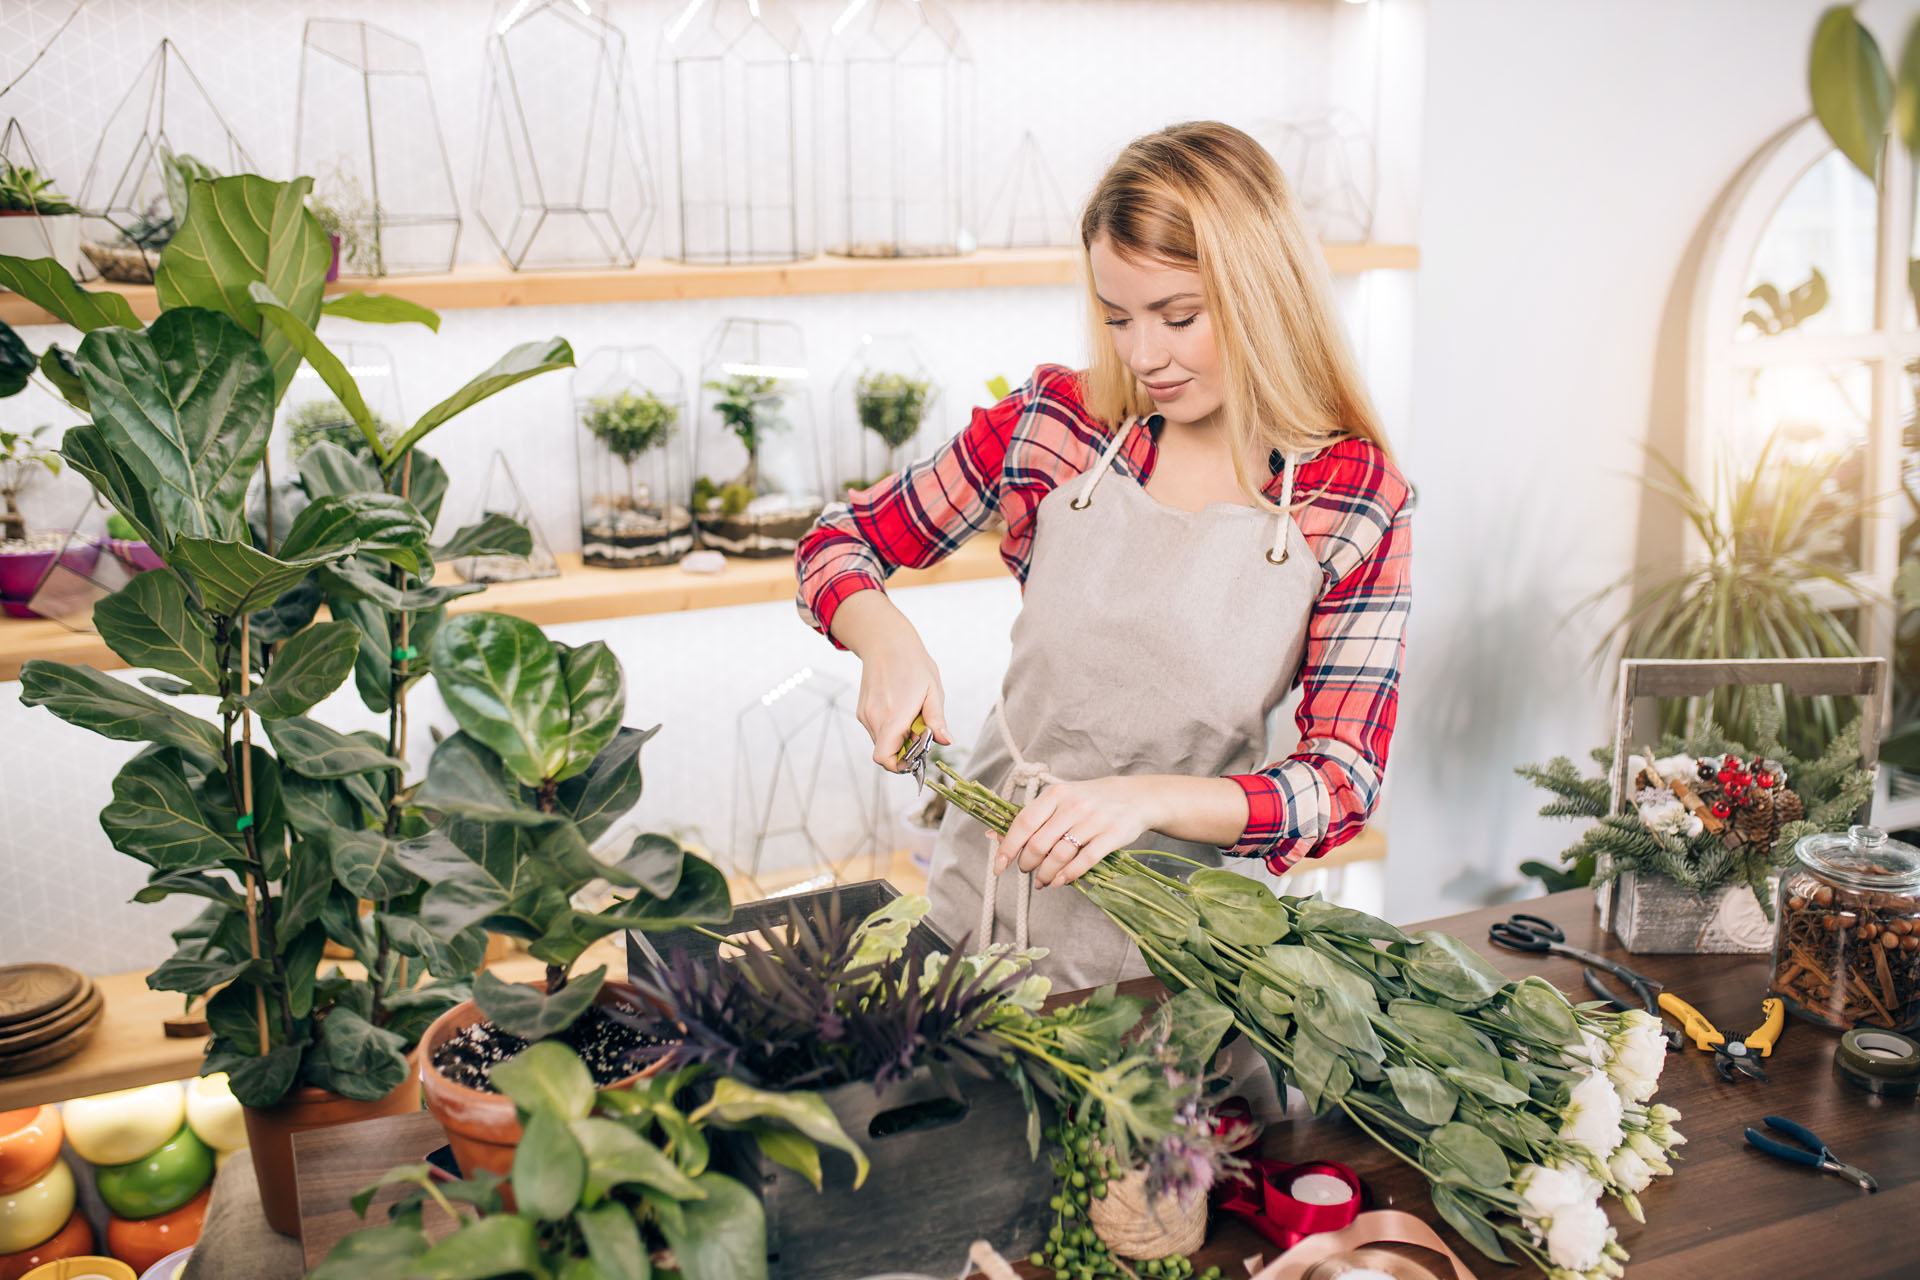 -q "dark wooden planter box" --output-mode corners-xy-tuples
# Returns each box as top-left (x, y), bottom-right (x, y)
(714, 1066), (1055, 1280)
(628, 881), (1053, 1277)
